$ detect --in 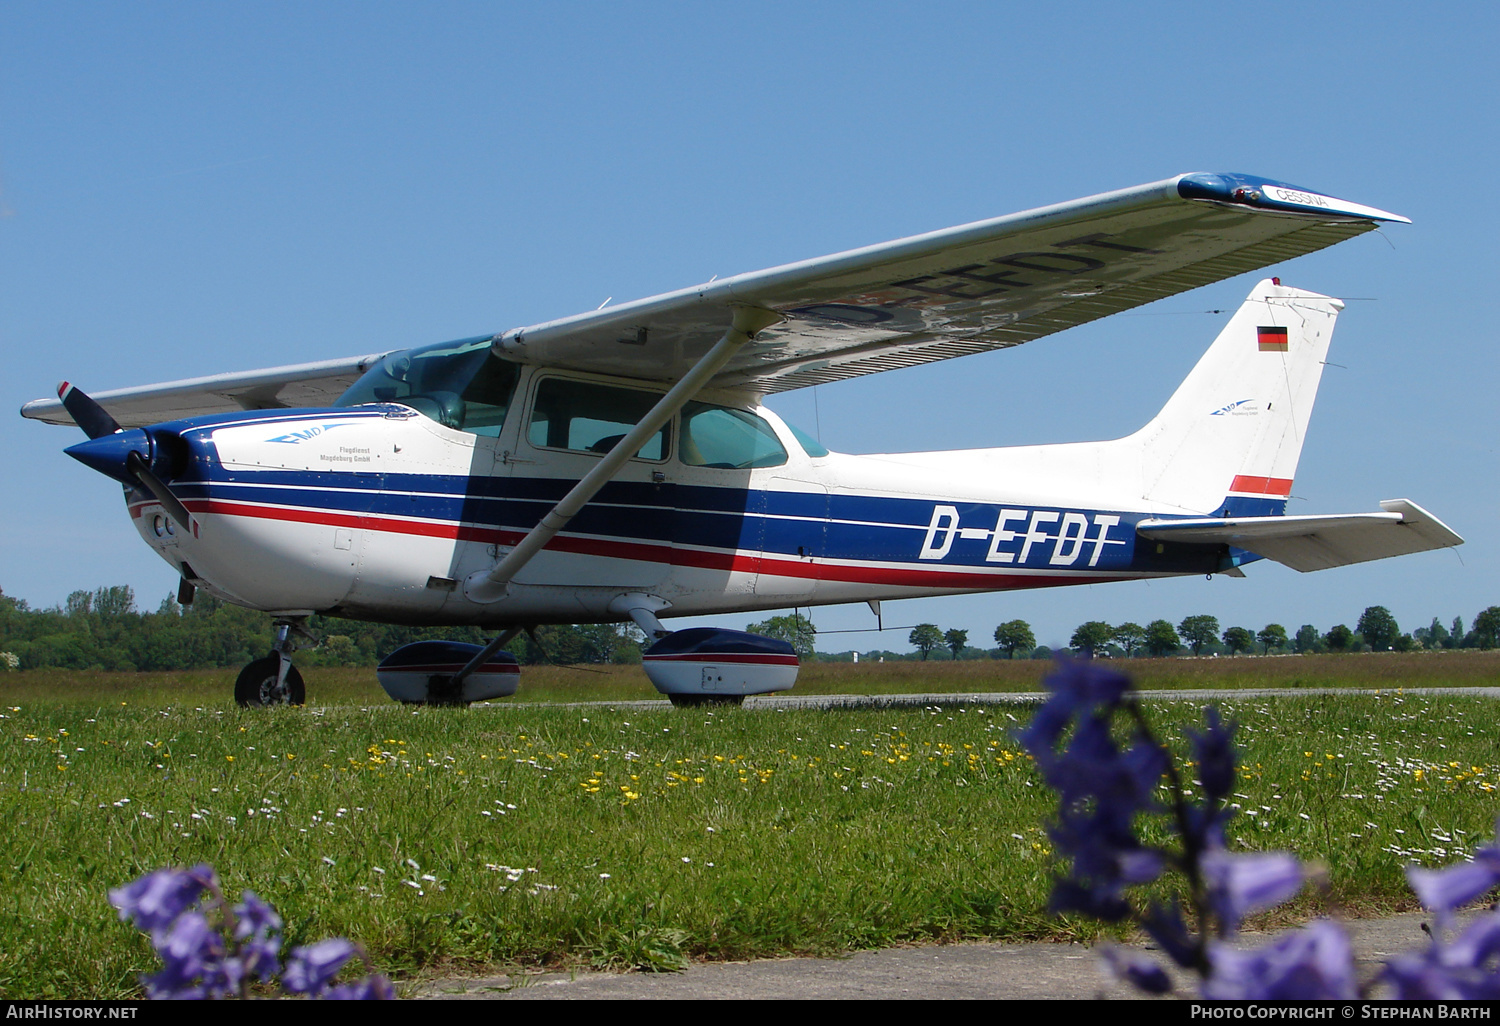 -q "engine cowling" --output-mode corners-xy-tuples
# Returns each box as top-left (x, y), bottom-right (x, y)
(641, 628), (798, 698)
